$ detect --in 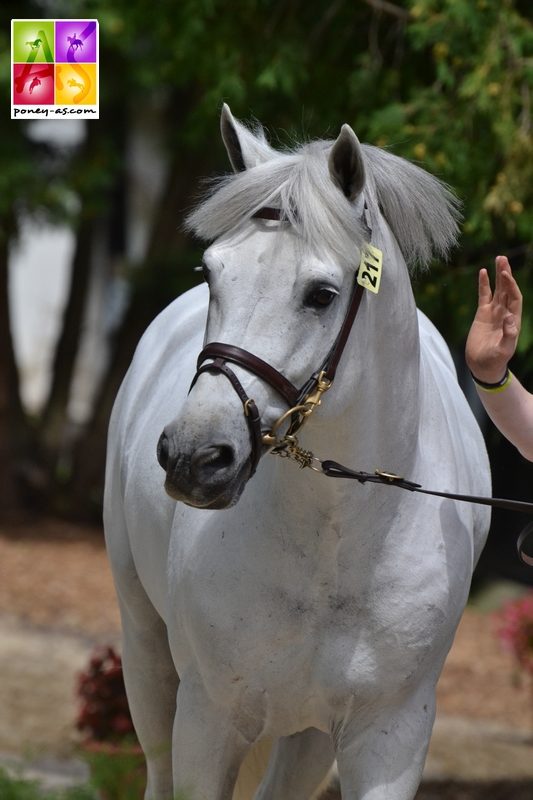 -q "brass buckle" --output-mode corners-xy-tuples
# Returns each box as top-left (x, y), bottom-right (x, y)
(375, 469), (404, 483)
(243, 398), (254, 417)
